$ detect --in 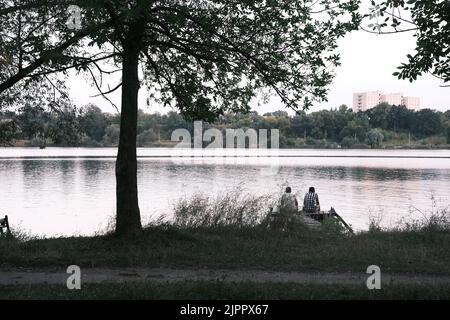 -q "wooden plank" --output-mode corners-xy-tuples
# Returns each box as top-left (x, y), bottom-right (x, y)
(329, 208), (354, 234)
(299, 215), (321, 229)
(0, 215), (10, 236)
(5, 215), (10, 234)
